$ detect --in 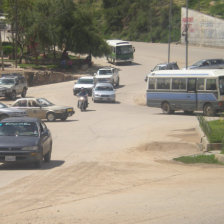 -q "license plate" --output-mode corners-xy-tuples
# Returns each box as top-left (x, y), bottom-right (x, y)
(67, 108), (73, 112)
(5, 156), (16, 161)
